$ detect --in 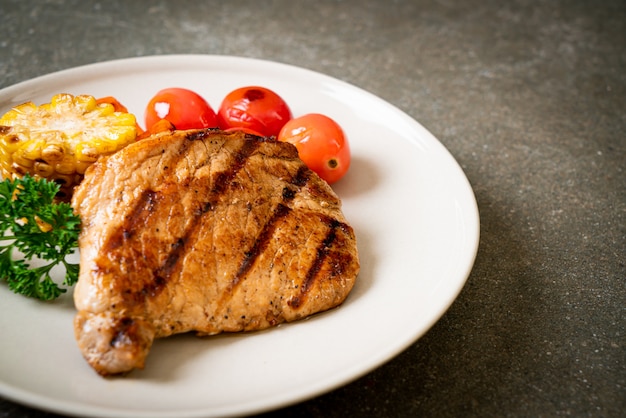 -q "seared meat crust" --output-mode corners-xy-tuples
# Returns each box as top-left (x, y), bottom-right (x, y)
(71, 129), (359, 376)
